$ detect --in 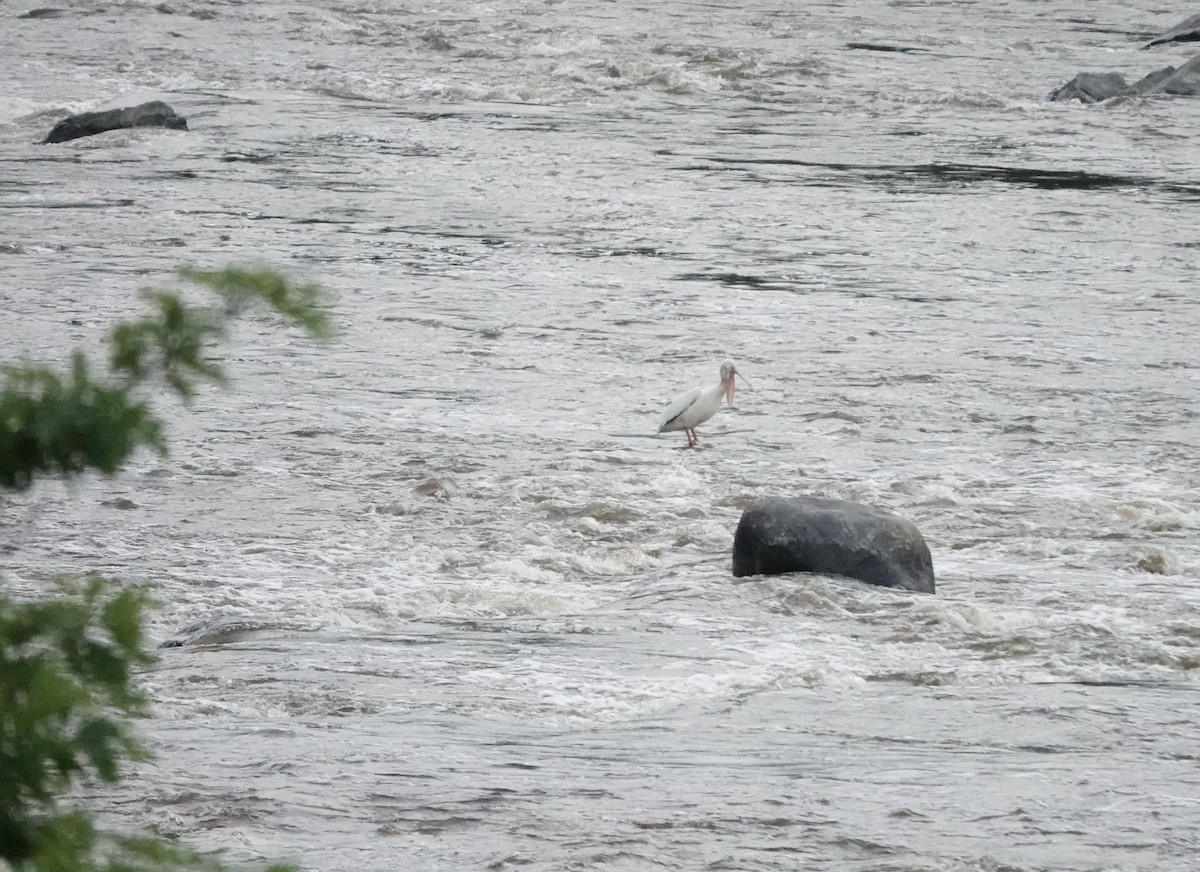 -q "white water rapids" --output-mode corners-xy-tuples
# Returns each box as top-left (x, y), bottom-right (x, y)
(2, 1), (1198, 869)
